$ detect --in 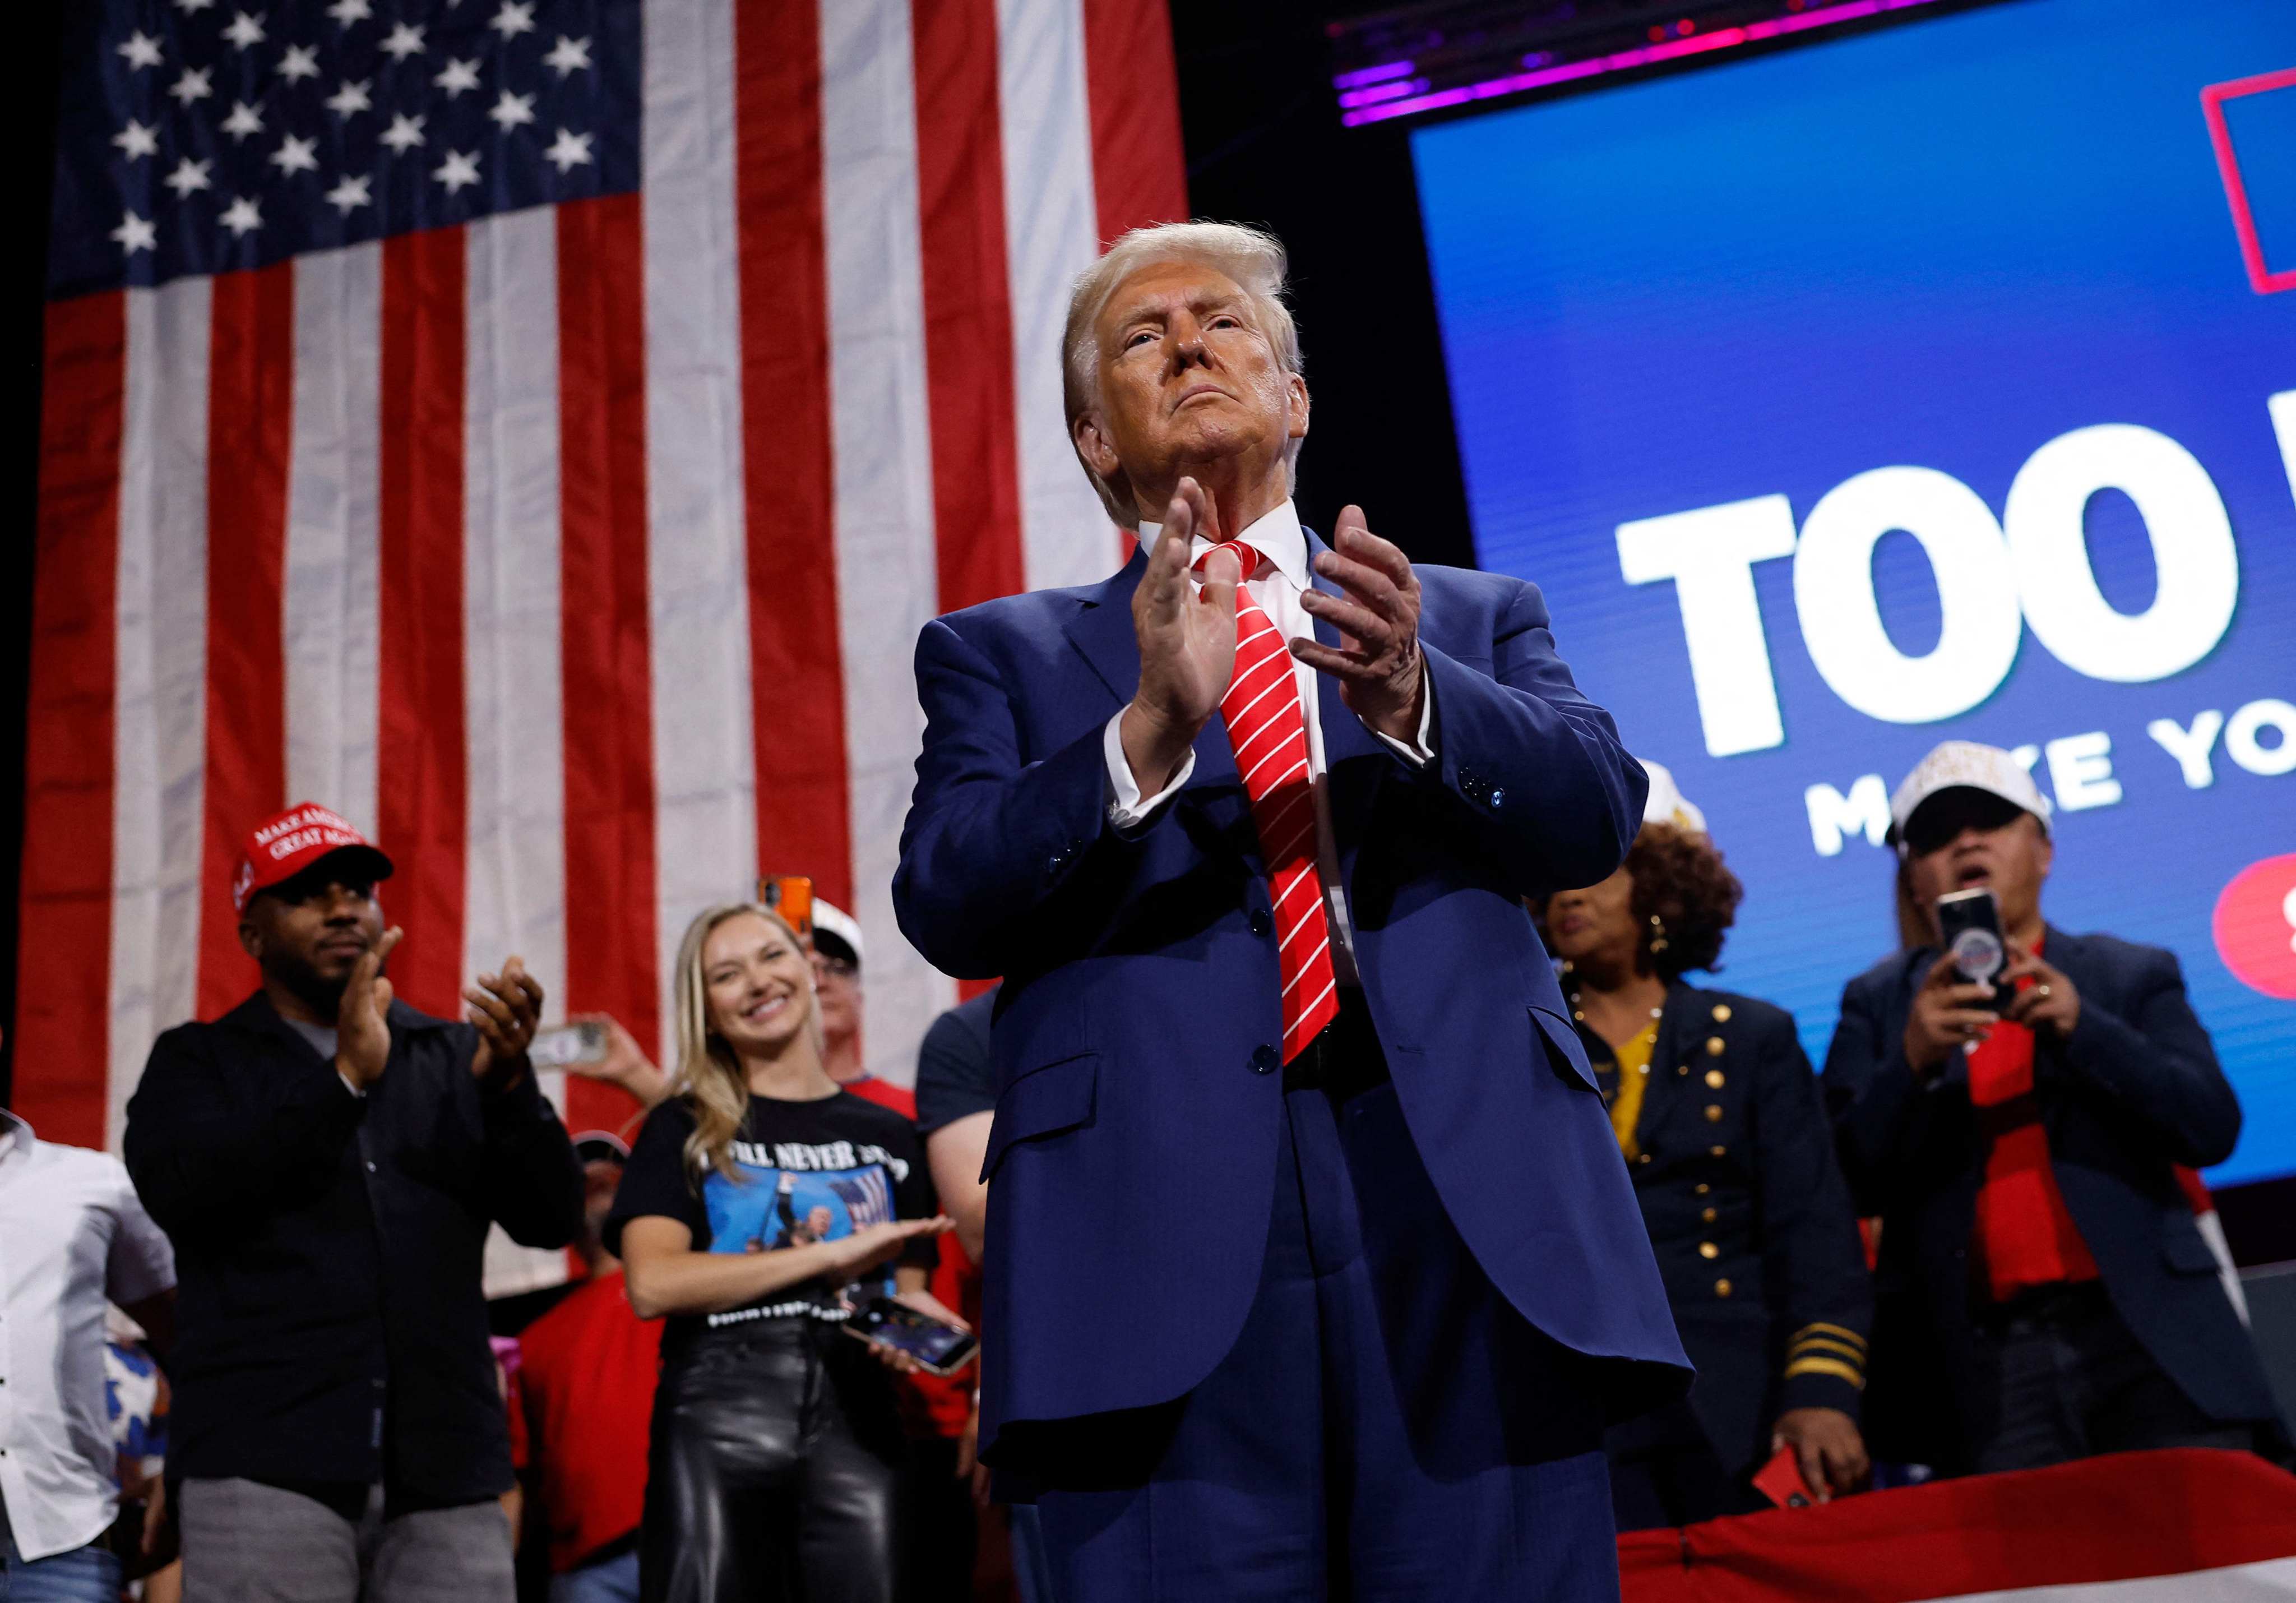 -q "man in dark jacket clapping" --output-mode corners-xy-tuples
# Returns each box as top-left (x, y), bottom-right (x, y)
(124, 803), (582, 1603)
(1823, 744), (2281, 1477)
